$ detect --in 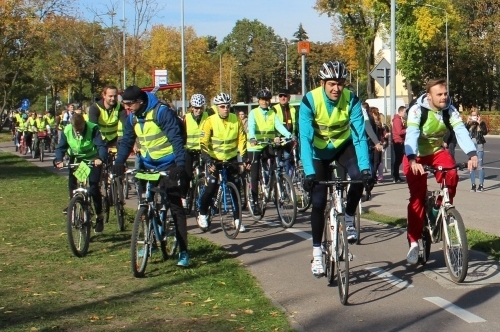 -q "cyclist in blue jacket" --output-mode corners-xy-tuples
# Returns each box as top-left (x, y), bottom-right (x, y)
(299, 61), (372, 278)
